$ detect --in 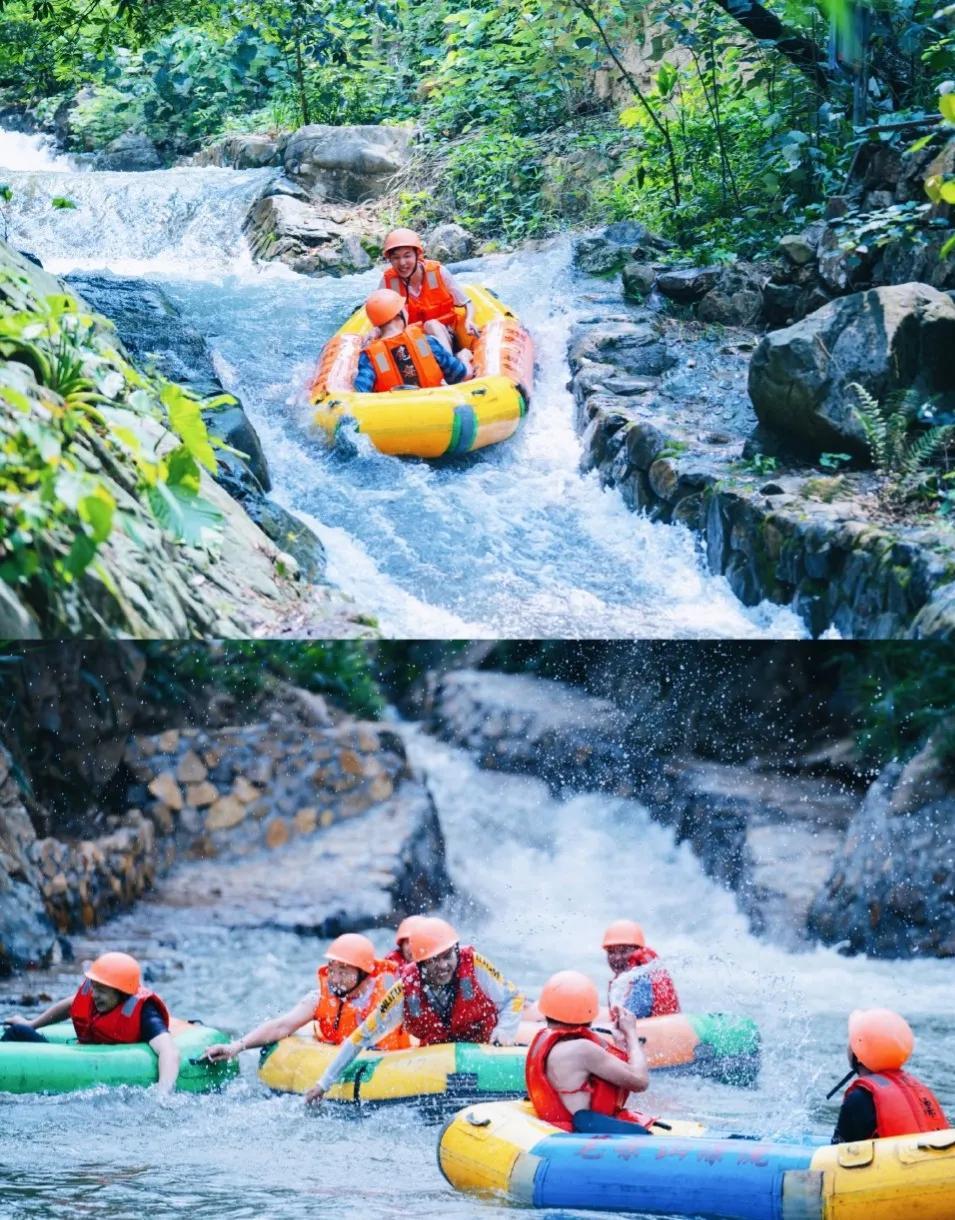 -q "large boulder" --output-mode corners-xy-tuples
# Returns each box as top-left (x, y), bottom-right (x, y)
(808, 726), (955, 956)
(243, 193), (375, 277)
(282, 124), (413, 202)
(193, 133), (282, 169)
(427, 223), (476, 263)
(94, 131), (162, 172)
(576, 221), (672, 276)
(697, 264), (768, 326)
(749, 282), (955, 456)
